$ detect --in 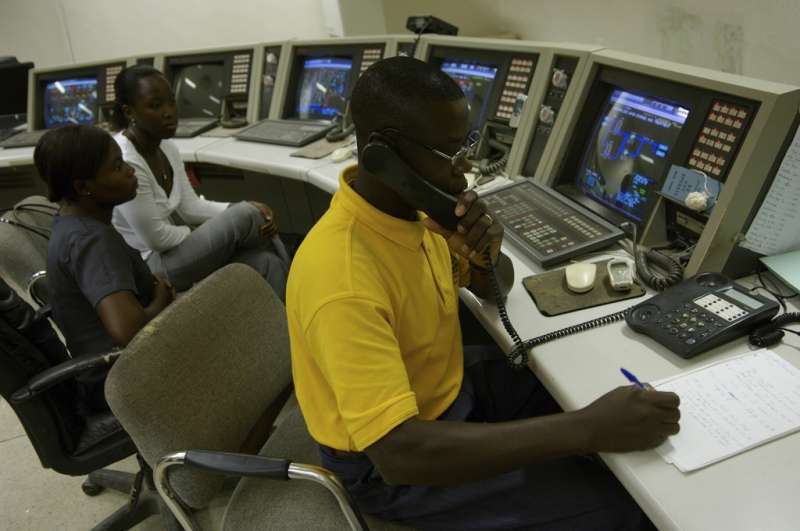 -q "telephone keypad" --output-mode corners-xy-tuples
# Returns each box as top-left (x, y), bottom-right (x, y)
(656, 293), (750, 346)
